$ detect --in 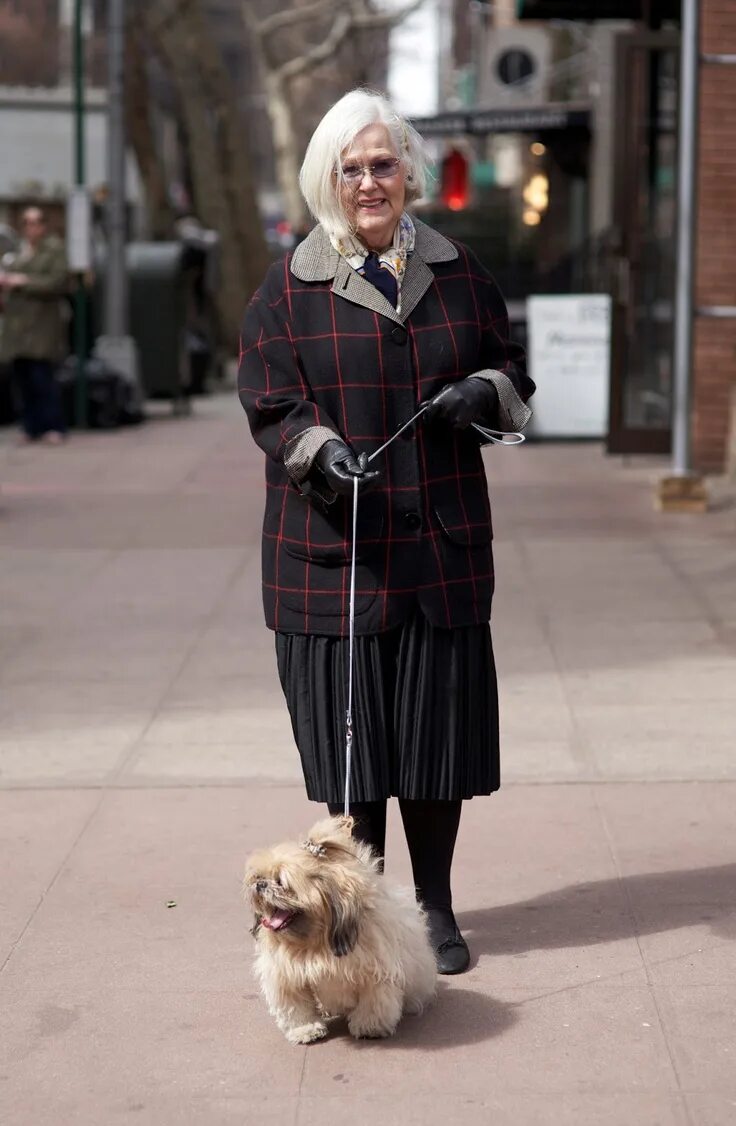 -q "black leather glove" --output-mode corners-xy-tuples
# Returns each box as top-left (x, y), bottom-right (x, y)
(423, 377), (500, 430)
(313, 438), (381, 496)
